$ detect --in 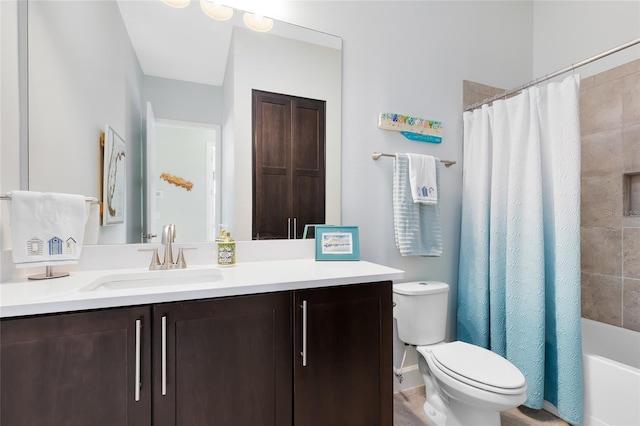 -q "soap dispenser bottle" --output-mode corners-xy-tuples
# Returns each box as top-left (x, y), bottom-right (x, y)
(216, 227), (236, 267)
